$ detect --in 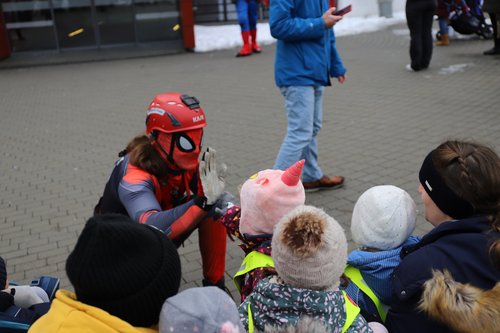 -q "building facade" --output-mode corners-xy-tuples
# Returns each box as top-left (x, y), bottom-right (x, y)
(0, 0), (197, 57)
(0, 0), (405, 59)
